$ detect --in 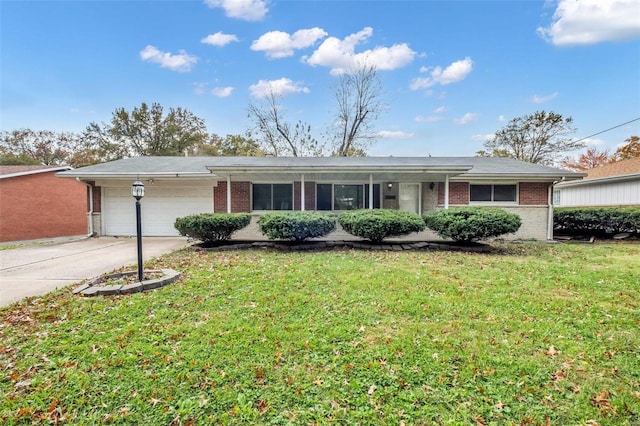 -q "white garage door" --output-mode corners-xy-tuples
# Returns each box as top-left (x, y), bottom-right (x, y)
(103, 186), (213, 236)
